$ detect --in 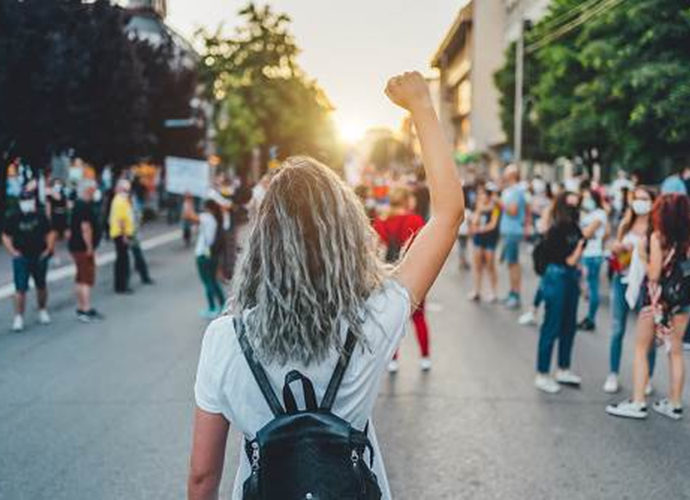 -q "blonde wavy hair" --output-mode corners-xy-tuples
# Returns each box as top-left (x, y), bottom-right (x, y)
(232, 156), (389, 365)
